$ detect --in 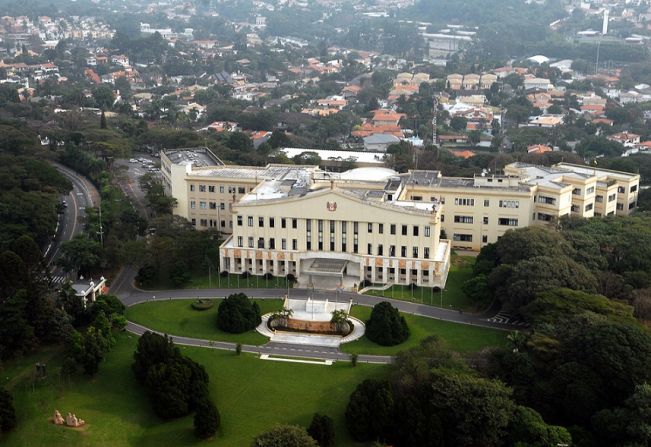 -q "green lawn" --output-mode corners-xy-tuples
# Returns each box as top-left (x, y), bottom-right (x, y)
(2, 334), (385, 447)
(126, 299), (284, 345)
(342, 305), (509, 356)
(365, 255), (477, 311)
